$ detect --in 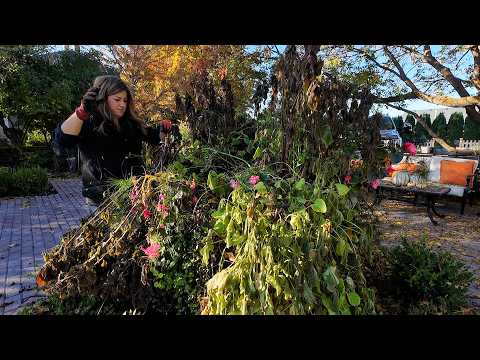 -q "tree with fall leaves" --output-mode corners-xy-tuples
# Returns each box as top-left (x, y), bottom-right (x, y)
(100, 45), (267, 124)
